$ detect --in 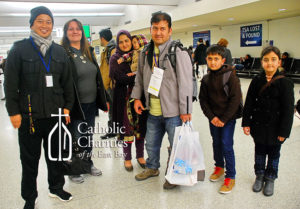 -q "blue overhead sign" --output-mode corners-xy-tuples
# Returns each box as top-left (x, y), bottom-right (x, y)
(193, 30), (210, 48)
(240, 24), (262, 47)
